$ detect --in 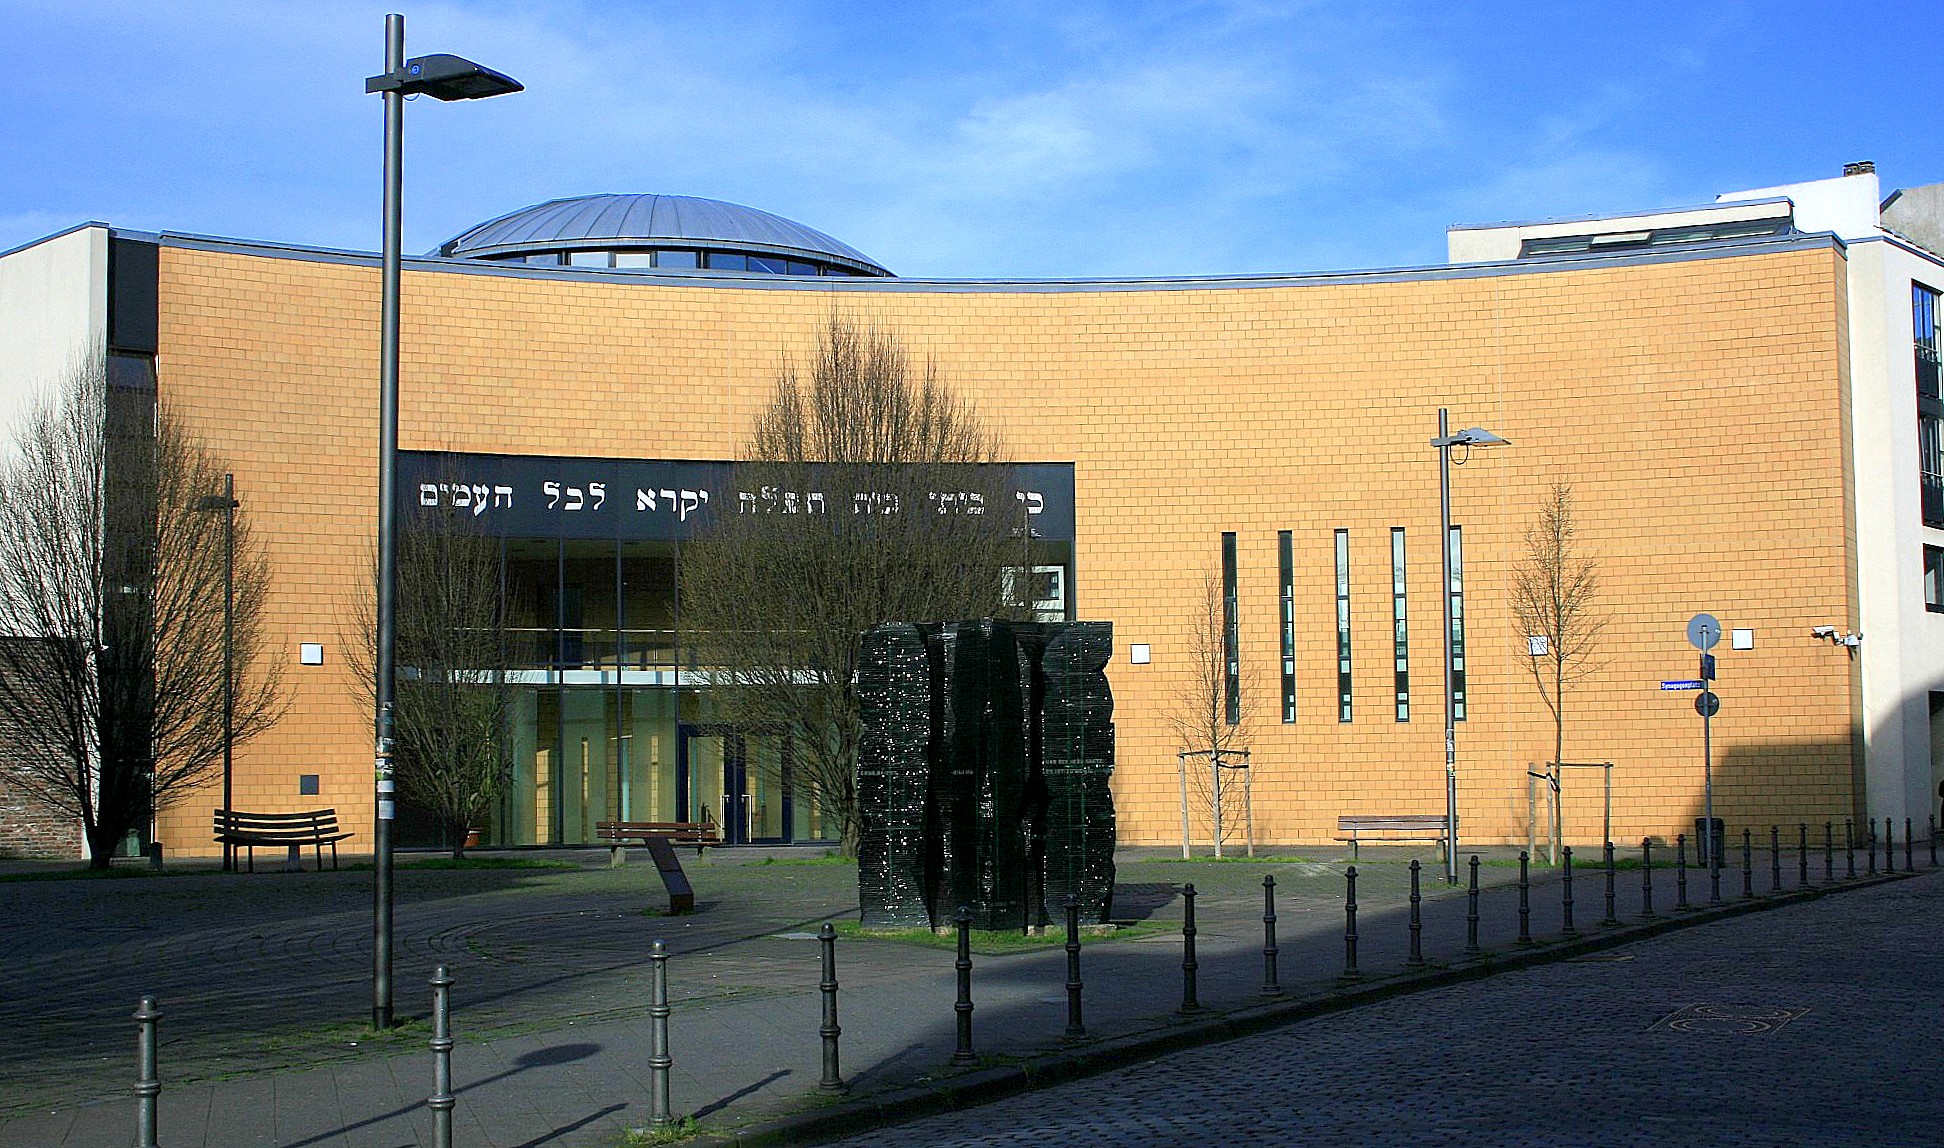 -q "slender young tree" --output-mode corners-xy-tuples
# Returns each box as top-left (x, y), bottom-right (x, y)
(1510, 482), (1605, 860)
(678, 316), (1025, 854)
(1170, 568), (1253, 856)
(0, 357), (280, 867)
(346, 476), (521, 859)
